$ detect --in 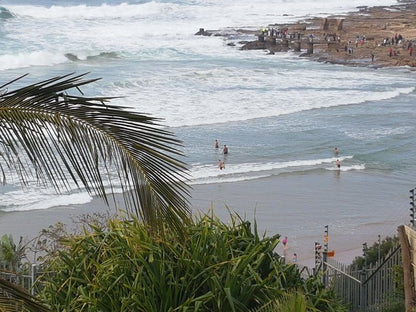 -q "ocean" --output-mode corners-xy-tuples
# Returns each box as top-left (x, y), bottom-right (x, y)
(0, 0), (415, 262)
